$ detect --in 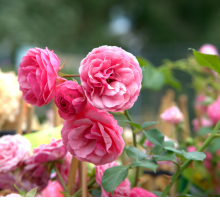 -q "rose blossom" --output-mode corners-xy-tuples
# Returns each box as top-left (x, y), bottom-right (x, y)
(95, 161), (131, 197)
(79, 45), (142, 112)
(0, 173), (16, 191)
(16, 139), (67, 192)
(54, 80), (87, 120)
(40, 180), (64, 197)
(61, 103), (124, 165)
(18, 47), (60, 107)
(192, 117), (213, 133)
(130, 187), (157, 197)
(187, 146), (197, 152)
(0, 134), (31, 173)
(160, 106), (184, 124)
(207, 96), (220, 124)
(194, 94), (207, 114)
